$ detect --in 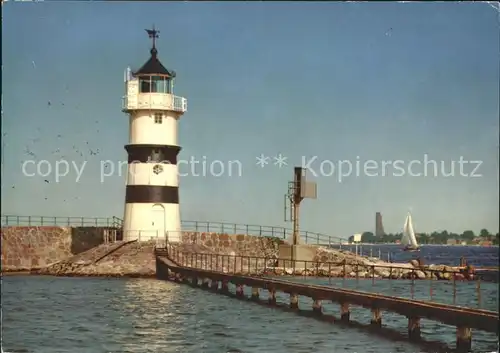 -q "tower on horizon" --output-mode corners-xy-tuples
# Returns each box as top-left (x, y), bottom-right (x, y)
(121, 27), (188, 242)
(375, 212), (385, 238)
